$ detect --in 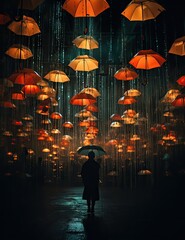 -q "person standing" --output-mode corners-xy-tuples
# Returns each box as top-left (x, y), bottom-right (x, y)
(81, 151), (100, 214)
